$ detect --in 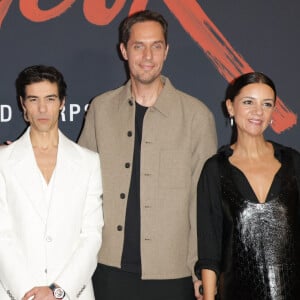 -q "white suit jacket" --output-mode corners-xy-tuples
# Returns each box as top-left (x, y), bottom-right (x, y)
(0, 128), (103, 300)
